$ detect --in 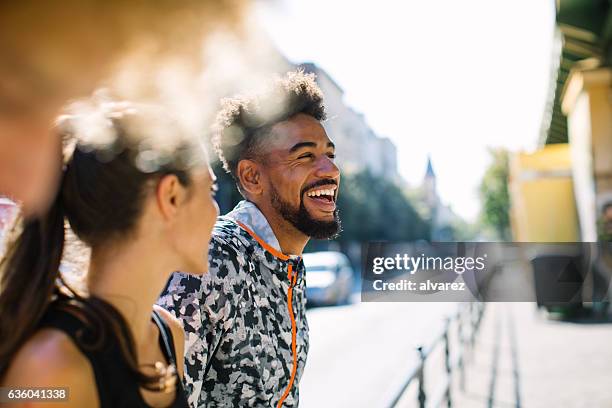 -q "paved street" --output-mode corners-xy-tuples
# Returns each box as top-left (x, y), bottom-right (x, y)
(451, 302), (612, 408)
(301, 266), (612, 408)
(300, 298), (459, 408)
